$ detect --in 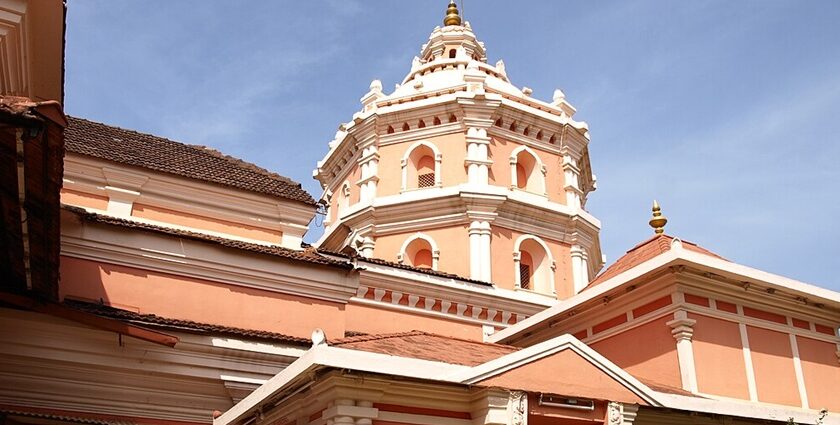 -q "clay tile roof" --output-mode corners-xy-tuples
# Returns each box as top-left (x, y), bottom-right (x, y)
(63, 205), (352, 269)
(586, 234), (727, 289)
(321, 250), (494, 287)
(64, 116), (316, 205)
(64, 299), (311, 346)
(0, 409), (135, 425)
(331, 330), (519, 366)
